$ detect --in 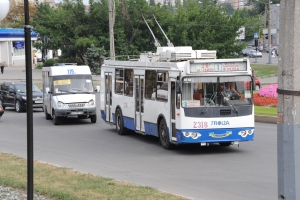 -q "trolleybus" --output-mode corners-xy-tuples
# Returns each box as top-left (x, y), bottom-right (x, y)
(100, 46), (255, 149)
